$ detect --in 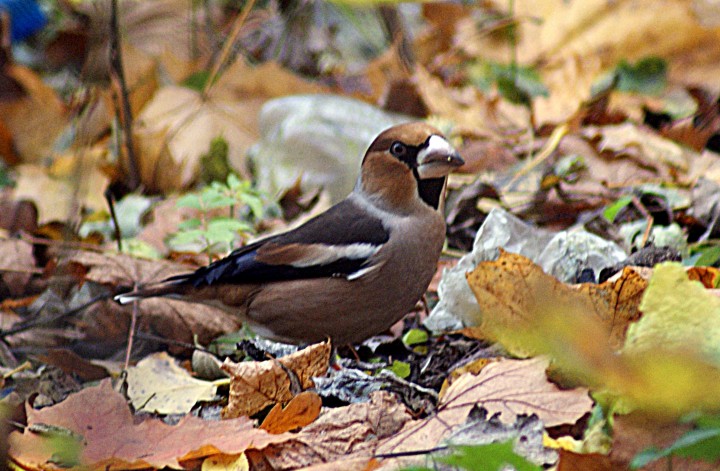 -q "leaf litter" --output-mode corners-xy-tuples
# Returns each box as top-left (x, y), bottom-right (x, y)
(3, 0), (720, 469)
